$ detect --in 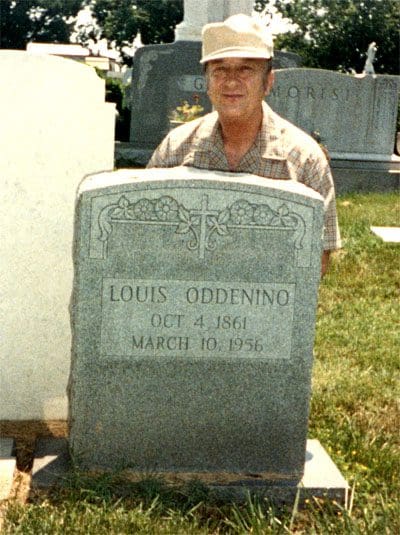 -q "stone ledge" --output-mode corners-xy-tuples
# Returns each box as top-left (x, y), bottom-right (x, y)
(330, 153), (400, 162)
(370, 226), (400, 243)
(114, 142), (151, 168)
(330, 157), (400, 195)
(31, 438), (349, 506)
